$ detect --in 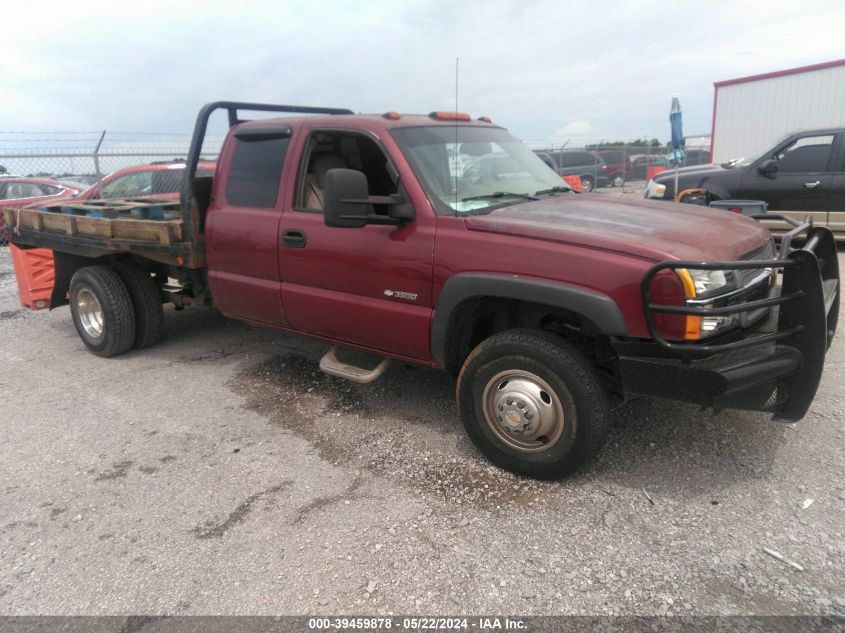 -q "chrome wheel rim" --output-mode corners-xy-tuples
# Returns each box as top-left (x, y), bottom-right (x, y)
(481, 370), (565, 453)
(77, 288), (104, 339)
